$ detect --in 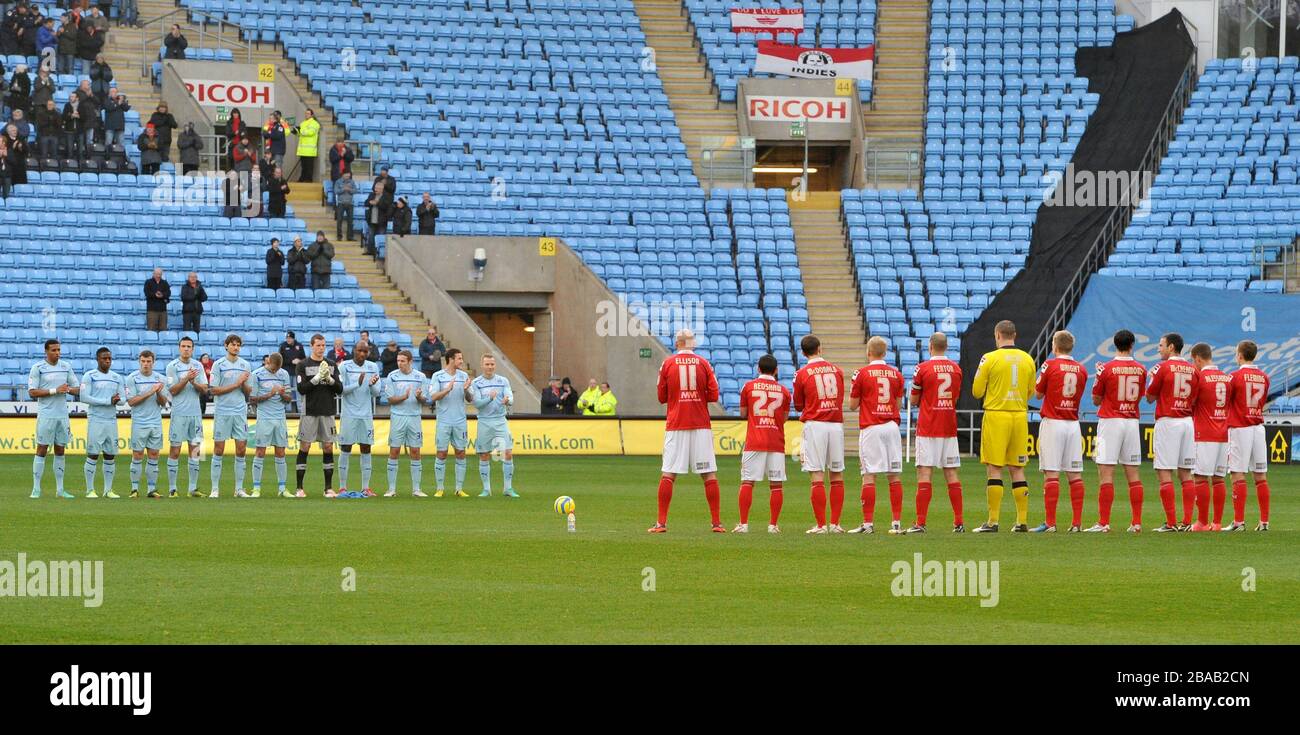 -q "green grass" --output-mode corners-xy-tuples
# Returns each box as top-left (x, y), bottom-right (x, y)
(1, 454), (1296, 643)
